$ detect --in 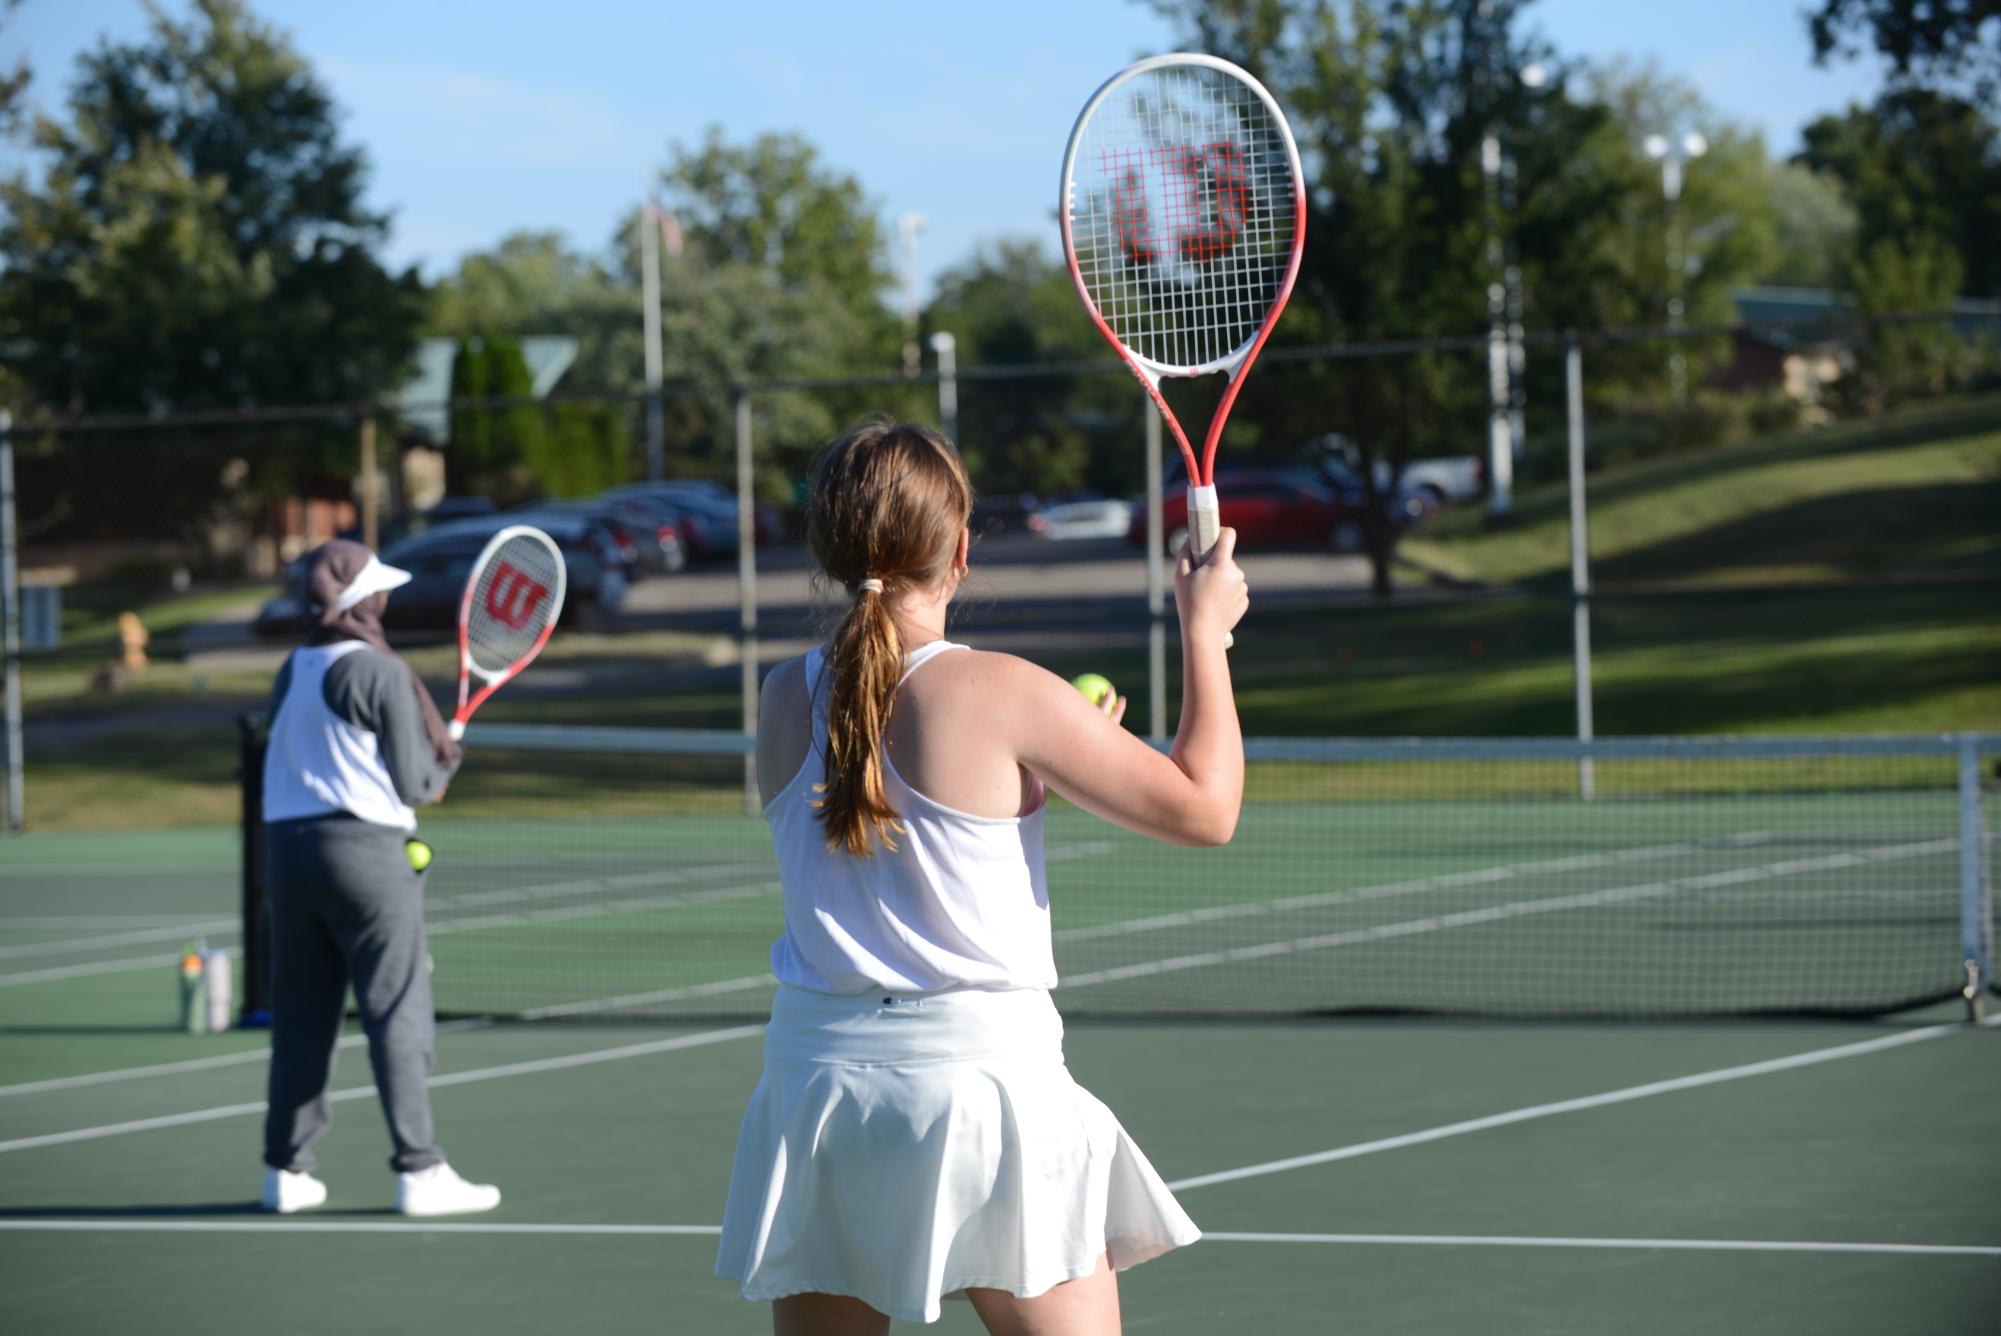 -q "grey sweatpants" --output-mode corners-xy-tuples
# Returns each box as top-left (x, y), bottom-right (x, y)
(263, 815), (443, 1175)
